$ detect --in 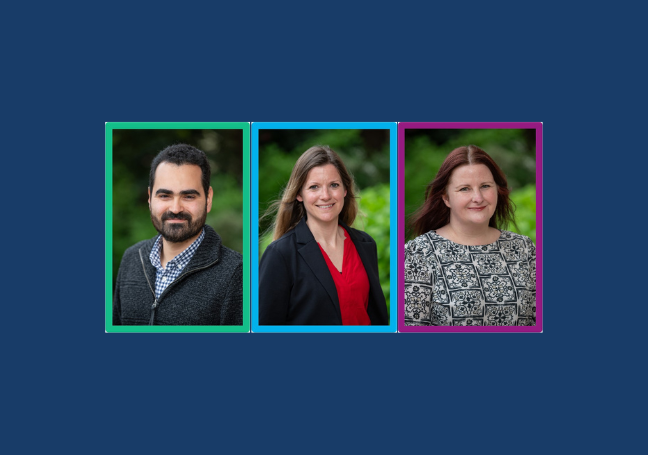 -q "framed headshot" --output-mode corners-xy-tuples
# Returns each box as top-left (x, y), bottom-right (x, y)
(398, 122), (542, 333)
(105, 122), (249, 333)
(252, 122), (398, 333)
